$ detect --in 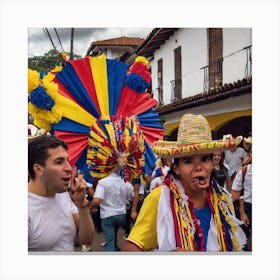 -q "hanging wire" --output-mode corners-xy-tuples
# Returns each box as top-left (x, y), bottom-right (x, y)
(44, 28), (57, 50)
(54, 28), (64, 52)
